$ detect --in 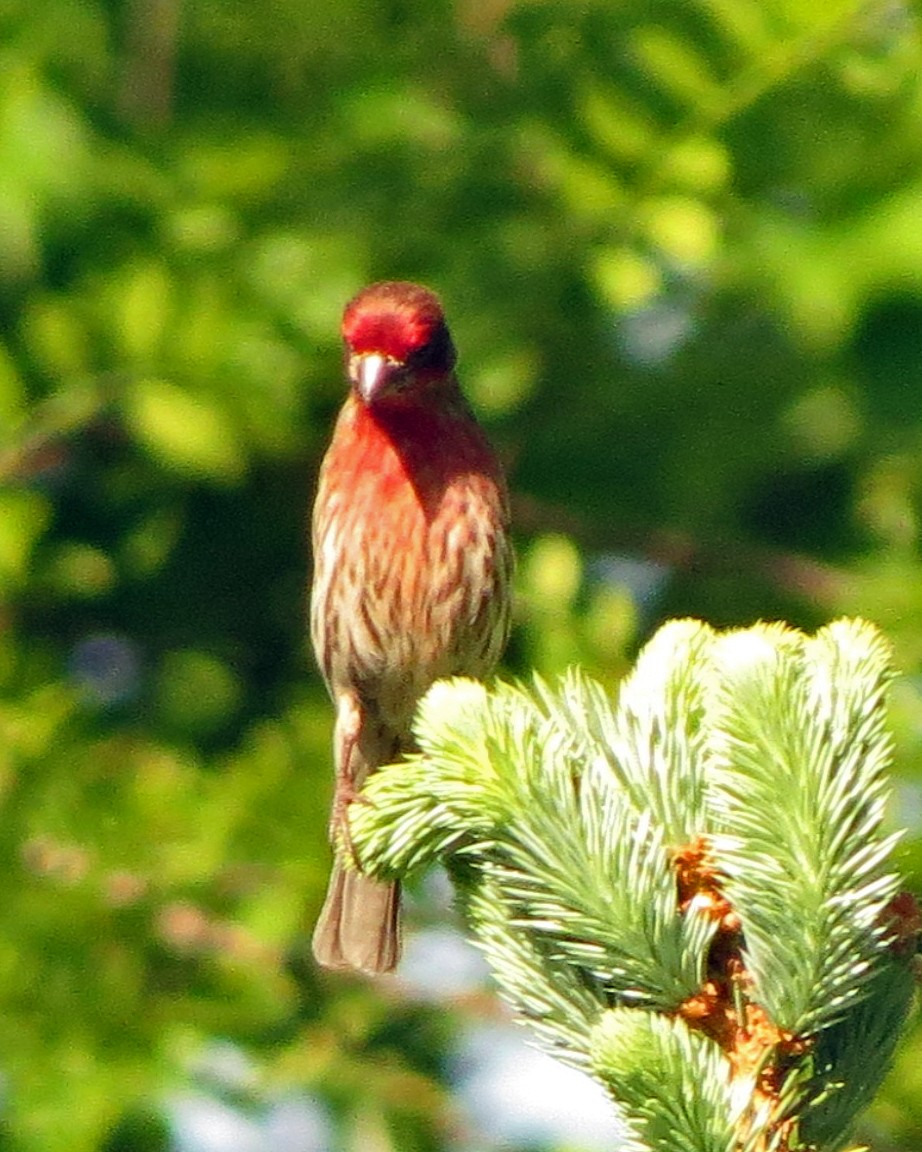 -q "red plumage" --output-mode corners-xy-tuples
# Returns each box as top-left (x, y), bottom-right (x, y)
(311, 281), (513, 974)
